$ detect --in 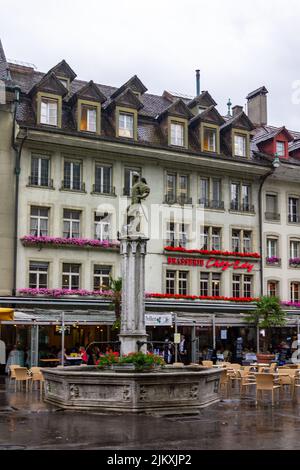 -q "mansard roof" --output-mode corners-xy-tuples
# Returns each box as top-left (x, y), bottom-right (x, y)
(188, 90), (217, 109)
(29, 71), (69, 97)
(189, 105), (225, 127)
(68, 80), (106, 105)
(157, 98), (193, 121)
(48, 60), (77, 82)
(110, 75), (147, 100)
